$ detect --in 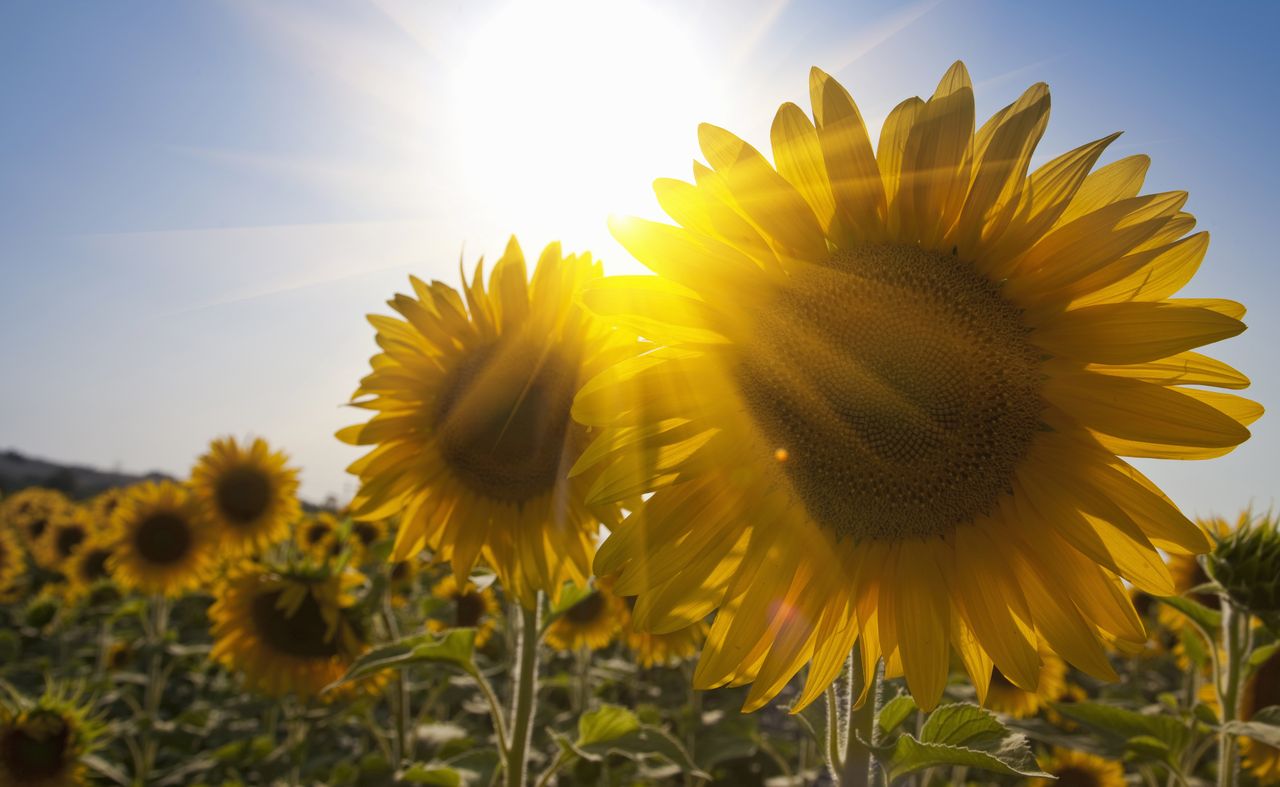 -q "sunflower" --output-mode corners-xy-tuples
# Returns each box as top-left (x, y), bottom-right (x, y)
(108, 481), (214, 597)
(349, 518), (388, 563)
(105, 641), (134, 672)
(983, 646), (1067, 719)
(624, 616), (708, 669)
(0, 689), (100, 787)
(426, 574), (500, 647)
(86, 488), (126, 533)
(339, 237), (632, 607)
(2, 488), (71, 556)
(0, 525), (25, 601)
(297, 512), (342, 558)
(575, 62), (1258, 712)
(1237, 646), (1280, 782)
(32, 507), (93, 572)
(63, 537), (116, 601)
(1026, 748), (1125, 787)
(544, 587), (626, 652)
(208, 563), (371, 699)
(387, 557), (421, 606)
(191, 436), (301, 557)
